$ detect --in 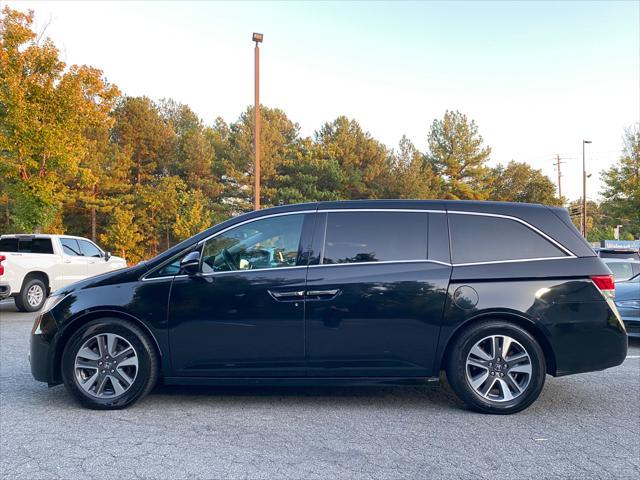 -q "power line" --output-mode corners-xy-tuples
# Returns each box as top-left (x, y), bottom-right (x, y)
(553, 154), (567, 201)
